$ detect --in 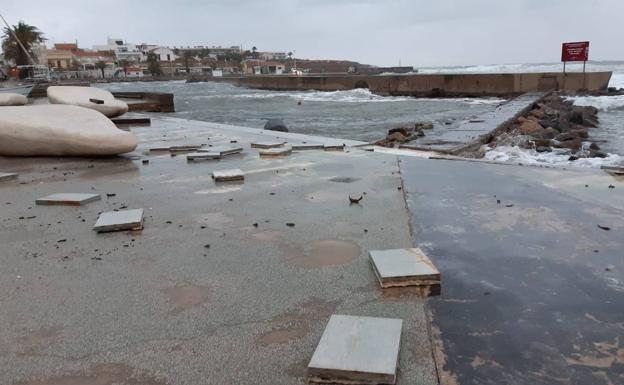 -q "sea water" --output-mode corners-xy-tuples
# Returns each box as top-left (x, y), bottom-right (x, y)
(100, 60), (624, 168)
